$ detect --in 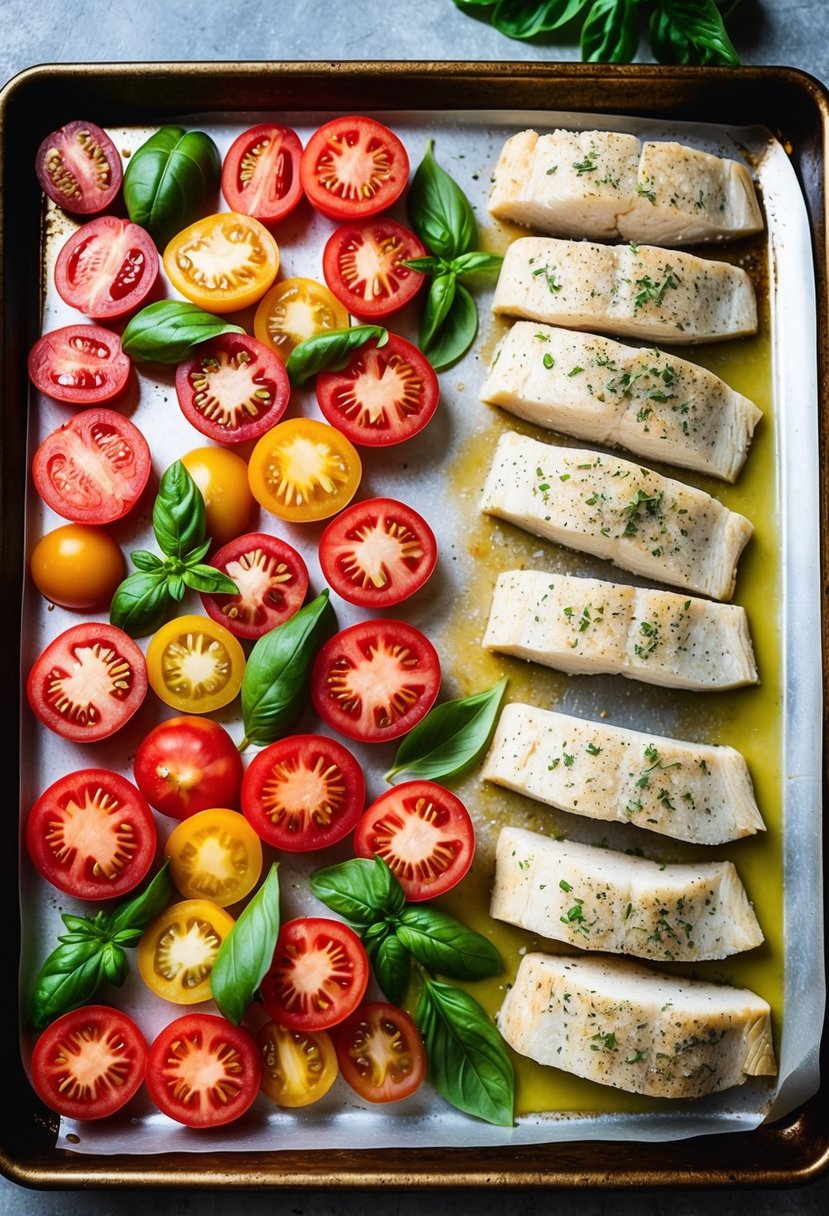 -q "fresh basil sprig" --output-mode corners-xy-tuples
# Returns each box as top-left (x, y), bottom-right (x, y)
(396, 907), (503, 980)
(123, 125), (221, 248)
(240, 590), (336, 749)
(285, 326), (388, 387)
(110, 461), (237, 637)
(121, 300), (244, 364)
(30, 863), (173, 1030)
(211, 863), (281, 1025)
(385, 678), (508, 783)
